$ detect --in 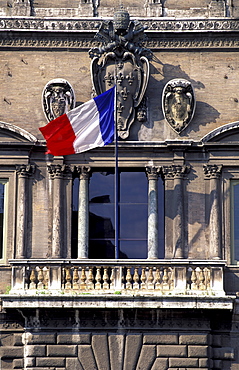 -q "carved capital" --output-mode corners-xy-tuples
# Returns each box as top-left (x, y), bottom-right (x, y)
(162, 165), (190, 179)
(16, 164), (35, 178)
(203, 164), (222, 179)
(76, 165), (91, 180)
(145, 165), (161, 181)
(47, 164), (72, 179)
